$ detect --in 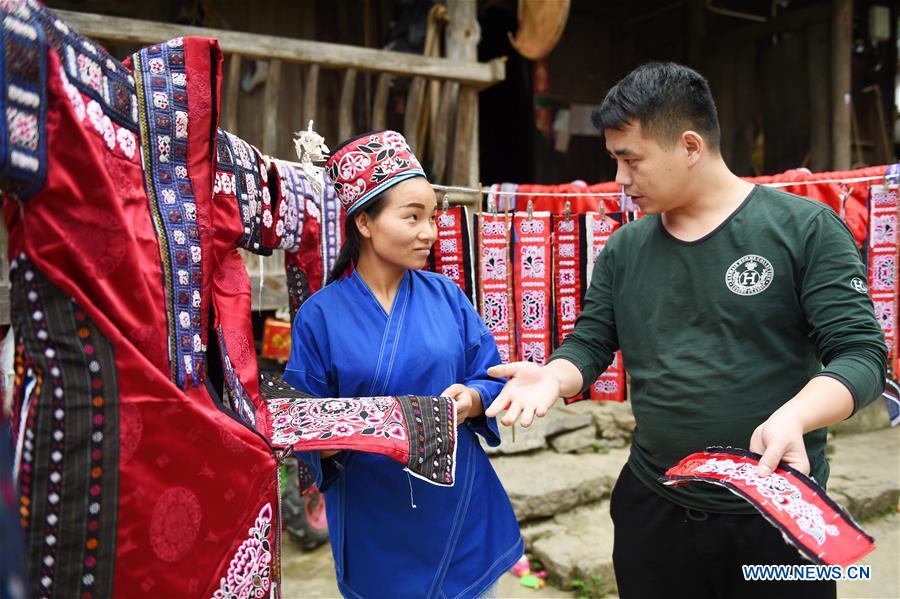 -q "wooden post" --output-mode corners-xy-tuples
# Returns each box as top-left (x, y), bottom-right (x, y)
(831, 0), (852, 170)
(807, 23), (831, 171)
(372, 73), (391, 130)
(338, 69), (358, 142)
(262, 58), (282, 155)
(446, 0), (480, 187)
(223, 54), (242, 132)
